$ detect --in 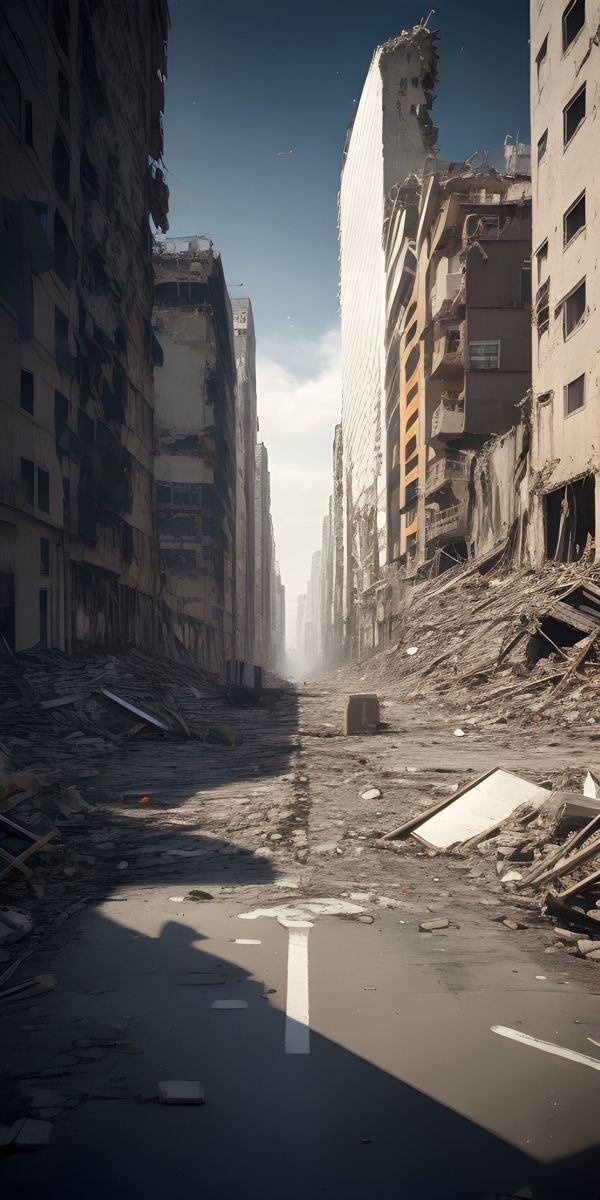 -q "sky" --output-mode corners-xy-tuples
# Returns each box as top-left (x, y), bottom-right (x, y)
(163, 0), (531, 643)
